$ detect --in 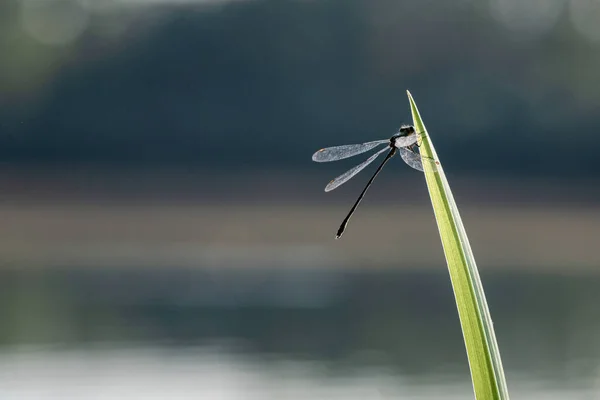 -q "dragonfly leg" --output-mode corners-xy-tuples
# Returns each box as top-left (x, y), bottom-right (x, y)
(415, 131), (425, 148)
